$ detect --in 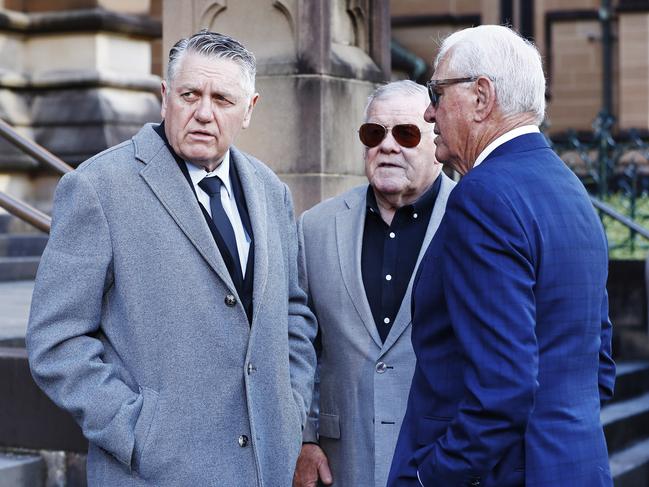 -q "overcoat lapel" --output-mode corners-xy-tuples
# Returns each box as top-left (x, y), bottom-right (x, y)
(336, 189), (383, 348)
(135, 125), (237, 293)
(381, 173), (455, 352)
(230, 147), (268, 325)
